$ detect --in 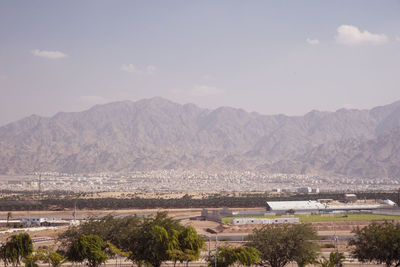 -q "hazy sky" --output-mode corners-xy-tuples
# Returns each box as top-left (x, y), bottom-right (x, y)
(1, 1), (400, 126)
